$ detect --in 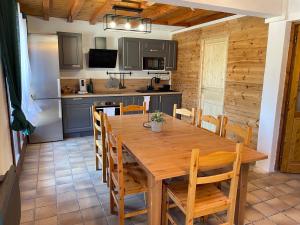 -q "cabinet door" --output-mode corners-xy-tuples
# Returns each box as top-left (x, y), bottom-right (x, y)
(123, 38), (142, 70)
(62, 103), (92, 133)
(165, 41), (177, 71)
(58, 32), (83, 70)
(149, 95), (160, 113)
(161, 94), (182, 116)
(143, 39), (166, 55)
